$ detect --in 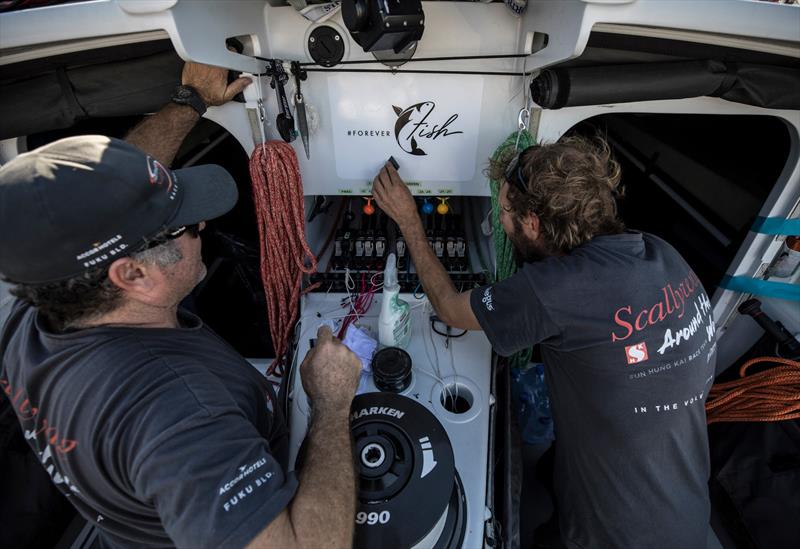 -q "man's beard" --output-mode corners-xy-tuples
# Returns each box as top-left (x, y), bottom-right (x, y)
(508, 218), (549, 266)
